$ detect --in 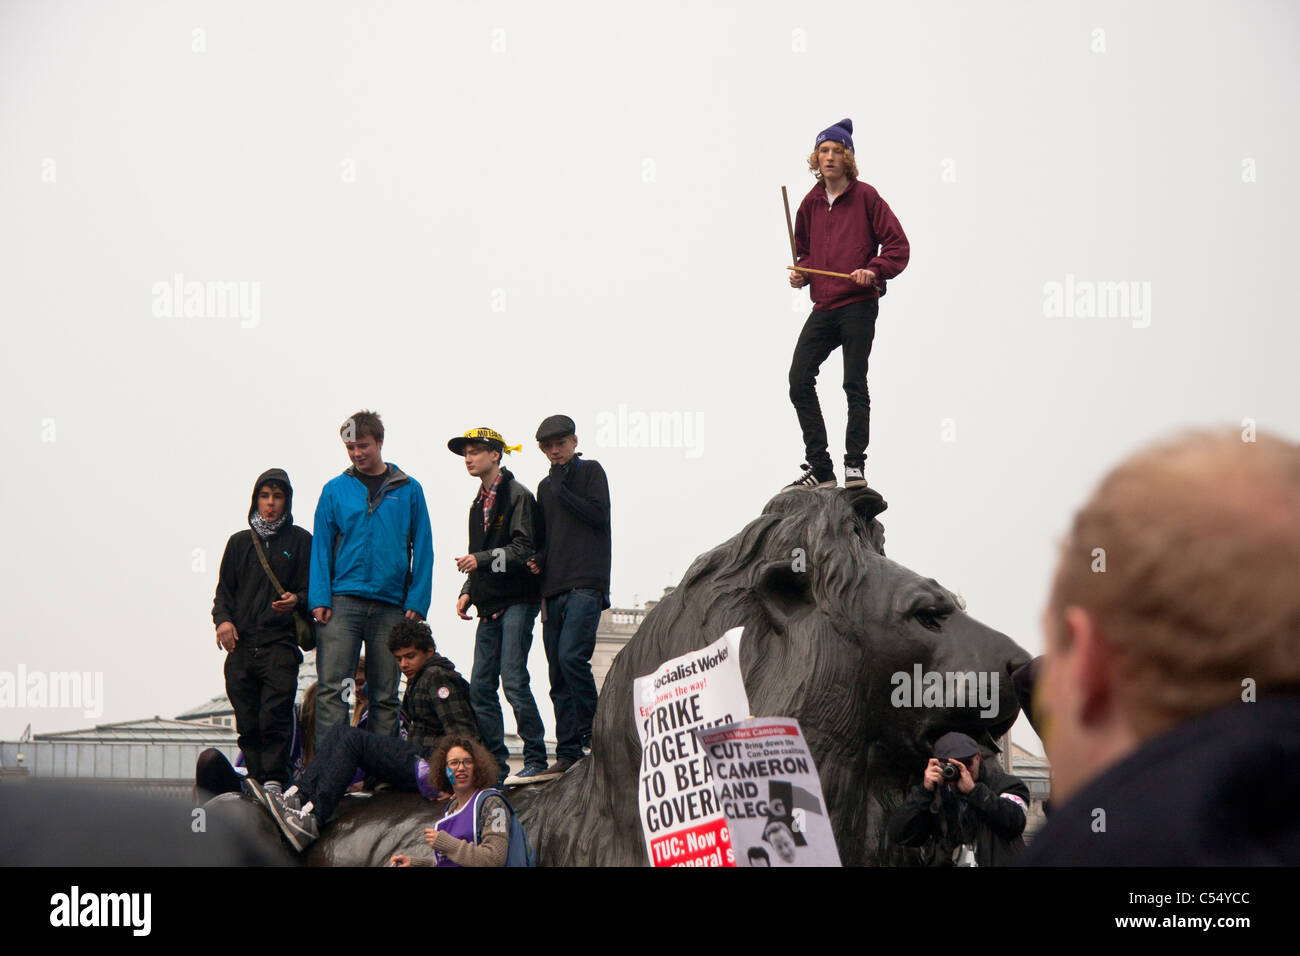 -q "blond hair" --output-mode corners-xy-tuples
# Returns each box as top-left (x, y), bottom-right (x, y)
(1049, 428), (1300, 736)
(806, 143), (858, 182)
